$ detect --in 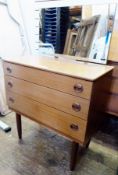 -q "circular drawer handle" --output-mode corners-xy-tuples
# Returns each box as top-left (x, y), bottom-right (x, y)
(8, 81), (13, 88)
(70, 124), (79, 131)
(72, 103), (81, 112)
(9, 97), (14, 103)
(74, 84), (83, 92)
(6, 67), (12, 73)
